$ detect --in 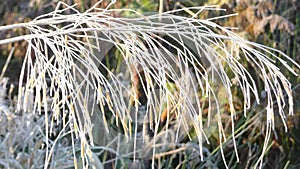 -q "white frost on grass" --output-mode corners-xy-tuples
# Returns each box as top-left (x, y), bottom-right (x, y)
(0, 1), (298, 168)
